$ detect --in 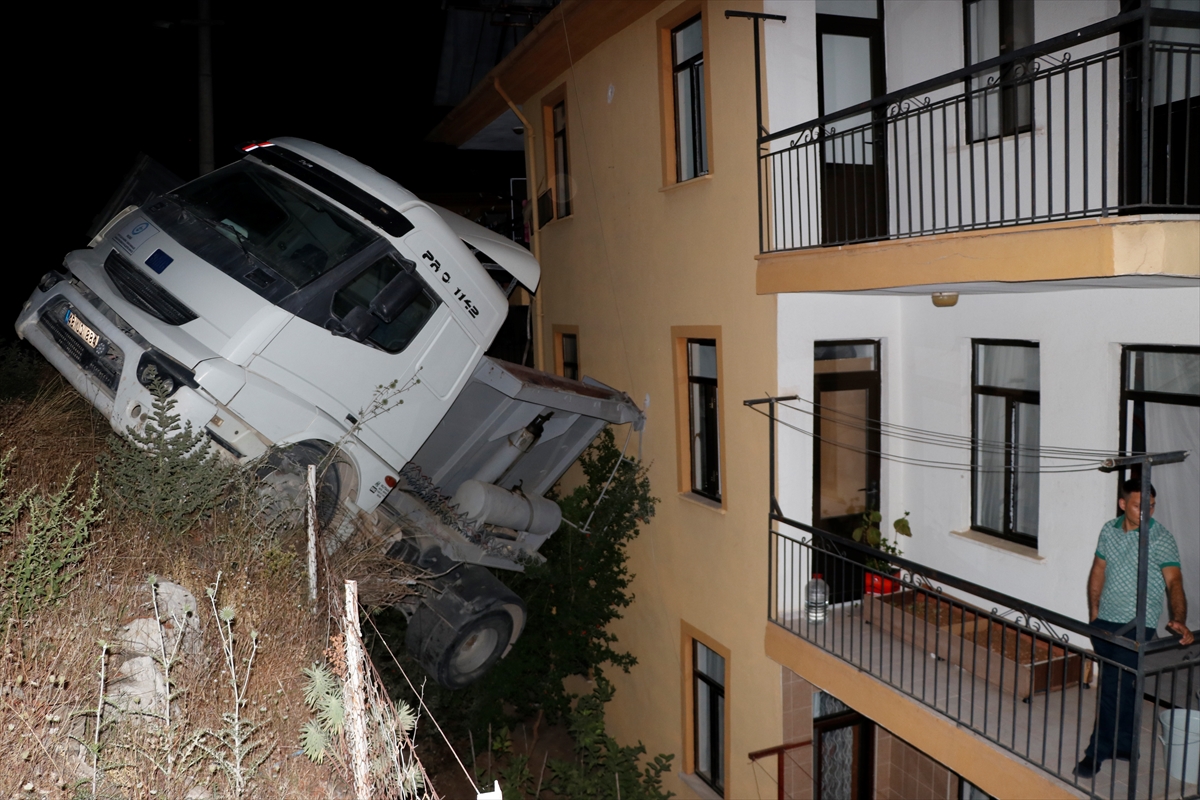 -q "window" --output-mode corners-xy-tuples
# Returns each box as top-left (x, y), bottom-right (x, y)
(959, 777), (998, 800)
(171, 160), (377, 290)
(551, 100), (571, 219)
(672, 15), (708, 182)
(331, 254), (438, 353)
(688, 338), (721, 501)
(971, 340), (1040, 546)
(553, 325), (580, 381)
(812, 691), (874, 800)
(693, 640), (726, 796)
(964, 0), (1034, 140)
(1119, 345), (1200, 631)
